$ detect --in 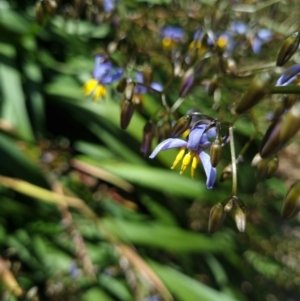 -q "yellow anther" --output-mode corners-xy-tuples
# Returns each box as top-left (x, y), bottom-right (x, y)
(83, 79), (107, 102)
(191, 155), (200, 178)
(189, 40), (206, 55)
(162, 38), (175, 50)
(180, 152), (193, 174)
(217, 36), (228, 50)
(93, 84), (107, 101)
(171, 147), (186, 170)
